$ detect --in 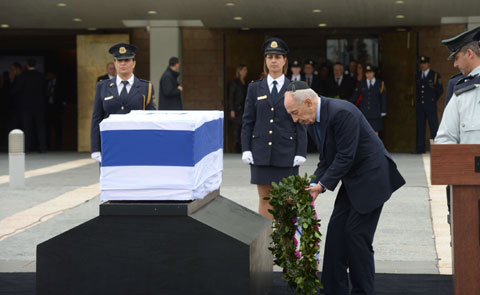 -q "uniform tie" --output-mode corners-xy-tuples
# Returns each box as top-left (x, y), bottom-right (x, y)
(271, 80), (278, 100)
(120, 80), (129, 102)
